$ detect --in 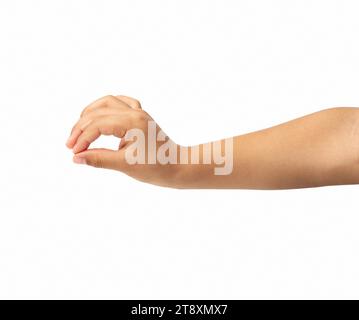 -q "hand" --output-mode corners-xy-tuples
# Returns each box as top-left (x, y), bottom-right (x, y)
(66, 95), (183, 187)
(67, 97), (359, 189)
